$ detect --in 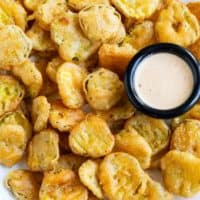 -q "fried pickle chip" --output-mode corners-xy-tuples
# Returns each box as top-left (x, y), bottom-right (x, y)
(111, 0), (160, 20)
(0, 25), (32, 67)
(55, 154), (86, 172)
(32, 96), (51, 132)
(34, 0), (68, 30)
(0, 75), (24, 117)
(171, 104), (200, 129)
(39, 169), (88, 200)
(125, 114), (170, 155)
(12, 60), (43, 98)
(187, 2), (200, 22)
(0, 111), (32, 141)
(115, 129), (152, 169)
(98, 43), (137, 76)
(0, 125), (27, 166)
(83, 68), (124, 111)
(99, 152), (147, 200)
(34, 56), (57, 97)
(79, 160), (104, 199)
(171, 119), (200, 158)
(69, 115), (115, 157)
(161, 150), (200, 197)
(0, 6), (14, 27)
(79, 4), (125, 43)
(46, 57), (63, 83)
(51, 12), (100, 62)
(96, 95), (135, 129)
(155, 0), (200, 47)
(26, 22), (57, 52)
(0, 0), (27, 30)
(49, 101), (85, 132)
(5, 170), (41, 200)
(68, 0), (110, 11)
(27, 129), (59, 171)
(140, 179), (173, 200)
(24, 0), (42, 11)
(57, 62), (87, 109)
(124, 21), (156, 50)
